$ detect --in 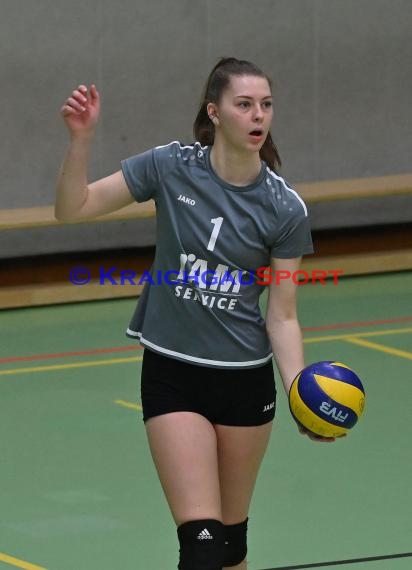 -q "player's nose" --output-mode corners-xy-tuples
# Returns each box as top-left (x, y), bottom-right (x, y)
(252, 104), (264, 121)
